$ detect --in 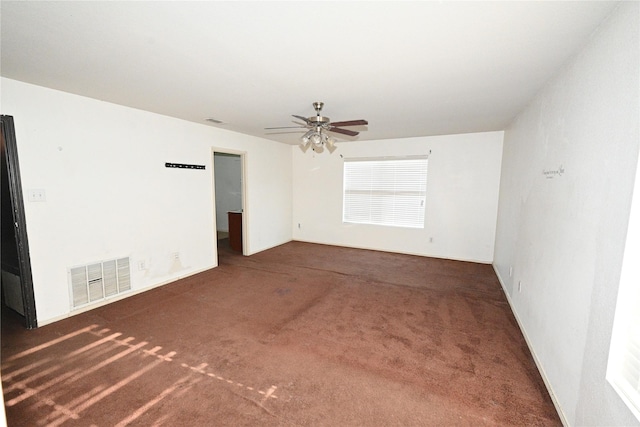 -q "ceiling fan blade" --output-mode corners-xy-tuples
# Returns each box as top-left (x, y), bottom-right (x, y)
(328, 127), (359, 137)
(264, 126), (305, 130)
(329, 119), (368, 127)
(265, 130), (307, 135)
(292, 115), (313, 125)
